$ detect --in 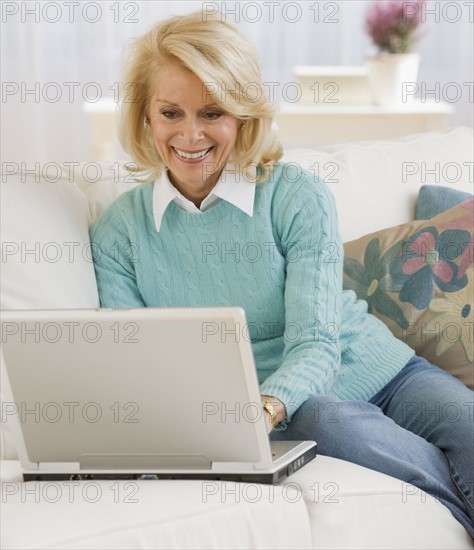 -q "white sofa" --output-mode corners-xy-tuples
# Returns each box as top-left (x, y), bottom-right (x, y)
(1, 127), (473, 549)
